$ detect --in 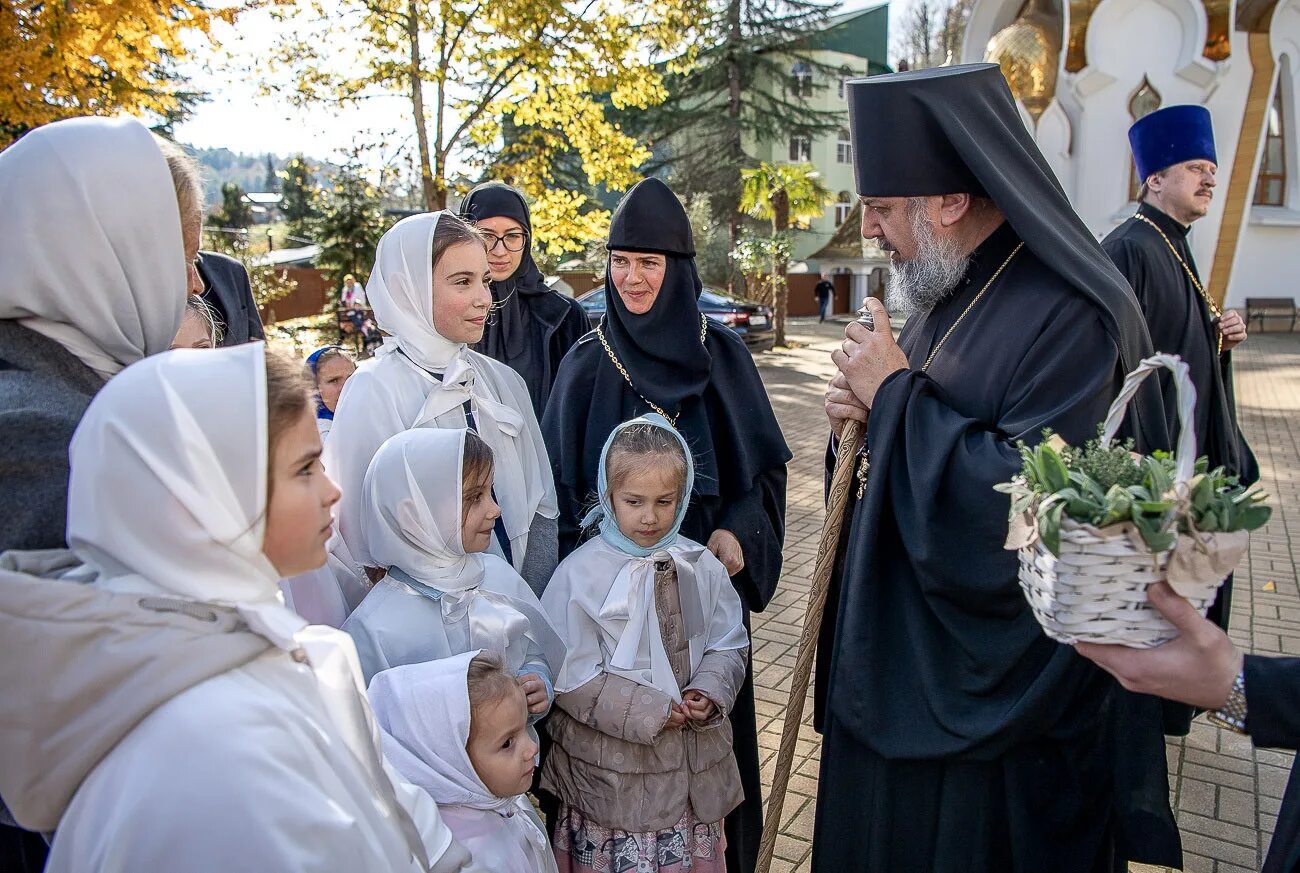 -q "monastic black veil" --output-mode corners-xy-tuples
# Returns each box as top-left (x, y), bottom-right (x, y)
(812, 64), (1179, 871)
(543, 177), (791, 873)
